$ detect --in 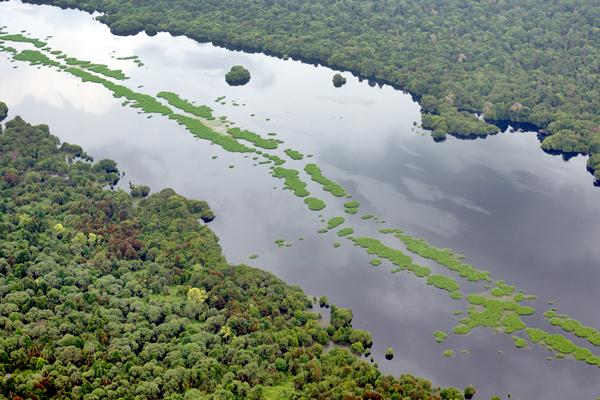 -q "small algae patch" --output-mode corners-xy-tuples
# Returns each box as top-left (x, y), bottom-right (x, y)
(333, 242), (341, 248)
(157, 91), (215, 120)
(304, 164), (348, 197)
(272, 167), (309, 197)
(512, 335), (528, 348)
(344, 200), (360, 214)
(361, 214), (375, 220)
(327, 216), (345, 230)
(263, 153), (286, 166)
(304, 197), (326, 211)
(370, 258), (382, 266)
(228, 127), (279, 149)
(337, 227), (354, 237)
(433, 331), (448, 343)
(248, 254), (259, 260)
(443, 349), (455, 358)
(284, 148), (304, 160)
